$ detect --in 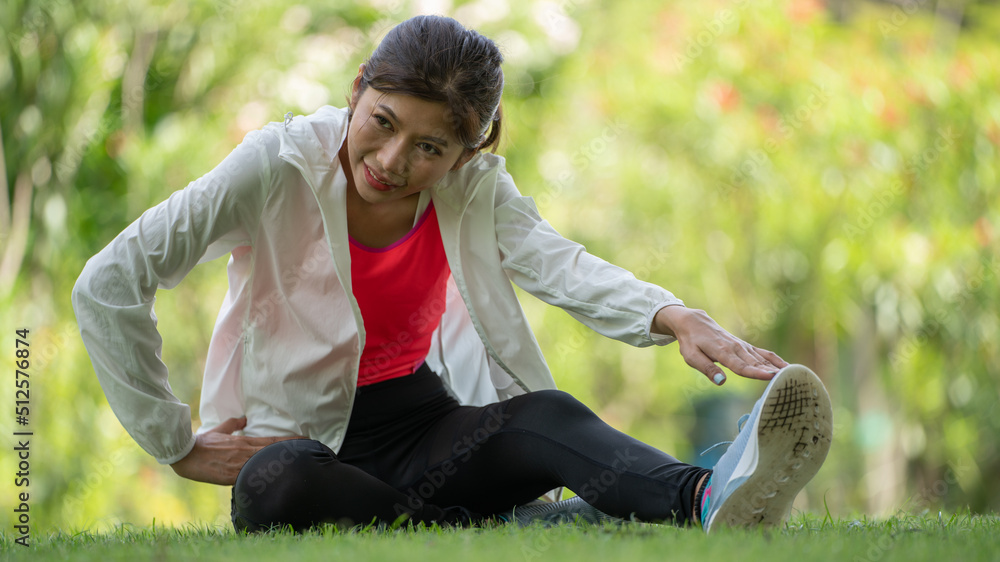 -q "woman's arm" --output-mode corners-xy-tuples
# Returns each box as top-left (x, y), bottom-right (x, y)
(71, 129), (276, 467)
(493, 167), (682, 347)
(492, 165), (785, 384)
